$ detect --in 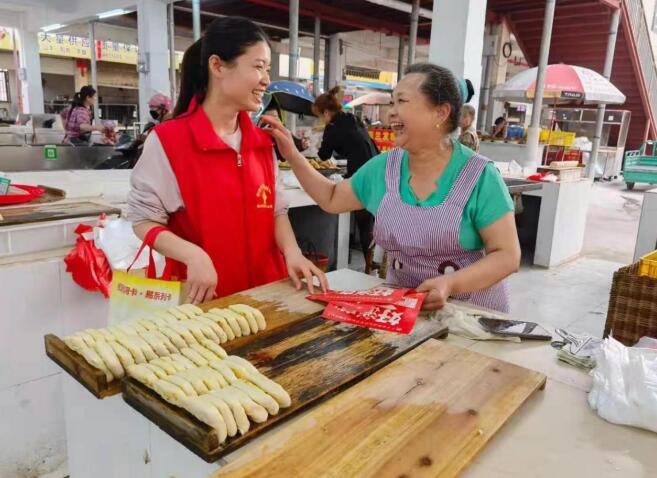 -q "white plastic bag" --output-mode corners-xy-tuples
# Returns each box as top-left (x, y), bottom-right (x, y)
(95, 217), (164, 273)
(588, 336), (657, 433)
